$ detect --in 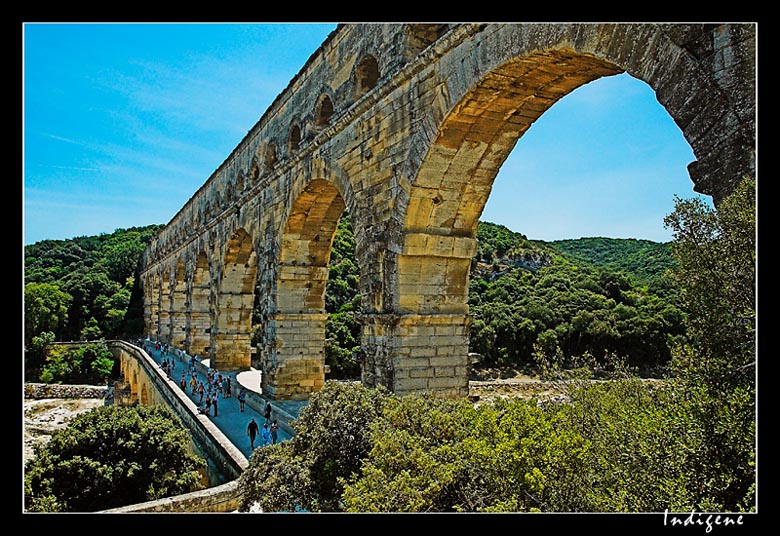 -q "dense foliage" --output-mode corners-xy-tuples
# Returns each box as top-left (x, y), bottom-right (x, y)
(24, 404), (206, 512)
(548, 236), (675, 287)
(237, 381), (389, 512)
(237, 177), (755, 513)
(24, 225), (163, 345)
(323, 216), (362, 379)
(36, 341), (115, 385)
(469, 223), (684, 376)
